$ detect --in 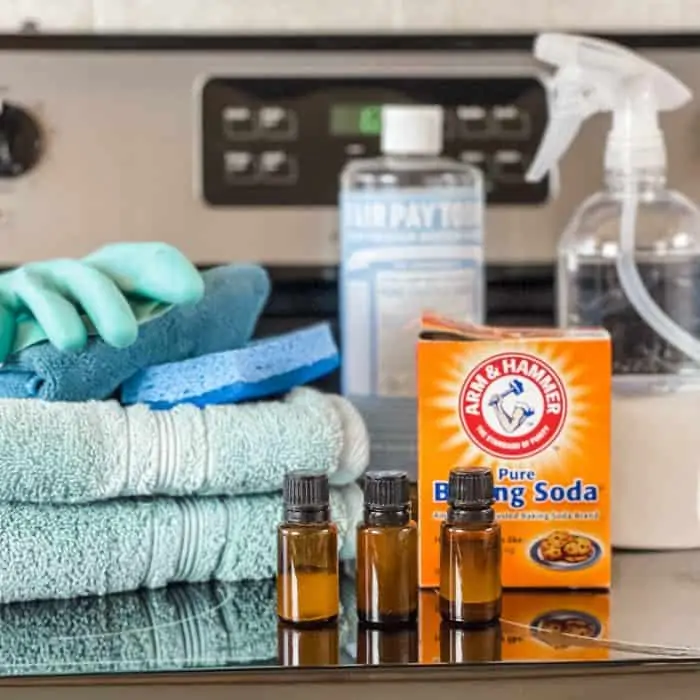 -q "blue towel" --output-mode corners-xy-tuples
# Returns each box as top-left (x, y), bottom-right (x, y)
(0, 264), (270, 401)
(0, 484), (362, 604)
(120, 322), (340, 409)
(0, 580), (279, 675)
(0, 388), (369, 503)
